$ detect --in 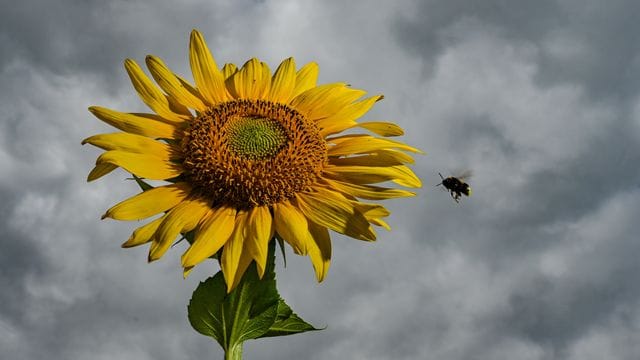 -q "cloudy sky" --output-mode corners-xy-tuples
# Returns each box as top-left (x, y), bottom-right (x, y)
(2, 0), (640, 359)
